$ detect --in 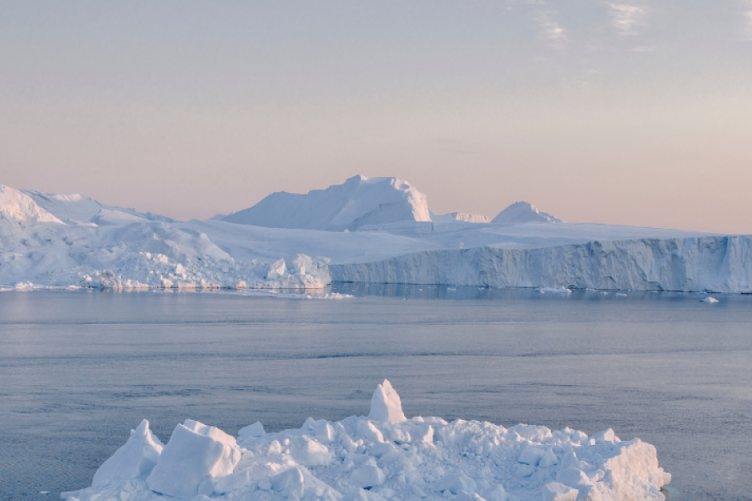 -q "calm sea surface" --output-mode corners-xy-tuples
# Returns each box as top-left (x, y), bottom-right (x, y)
(1, 287), (751, 501)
